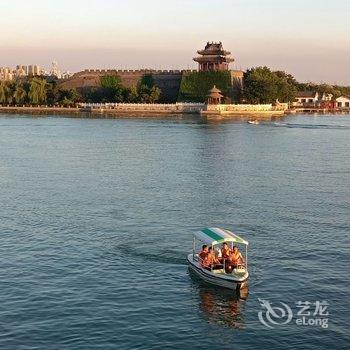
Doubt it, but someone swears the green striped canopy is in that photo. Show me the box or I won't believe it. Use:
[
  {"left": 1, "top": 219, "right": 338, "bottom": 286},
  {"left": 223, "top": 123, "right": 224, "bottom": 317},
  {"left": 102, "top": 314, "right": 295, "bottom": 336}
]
[{"left": 194, "top": 227, "right": 248, "bottom": 246}]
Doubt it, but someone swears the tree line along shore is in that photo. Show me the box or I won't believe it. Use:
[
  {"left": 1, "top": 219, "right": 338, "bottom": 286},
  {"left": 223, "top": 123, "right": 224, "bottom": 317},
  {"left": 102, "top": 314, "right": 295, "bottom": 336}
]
[{"left": 0, "top": 66, "right": 349, "bottom": 108}]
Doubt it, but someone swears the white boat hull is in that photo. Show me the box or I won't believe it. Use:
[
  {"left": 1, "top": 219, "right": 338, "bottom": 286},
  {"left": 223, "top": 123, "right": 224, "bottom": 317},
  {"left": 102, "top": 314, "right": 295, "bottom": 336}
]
[{"left": 187, "top": 254, "right": 249, "bottom": 291}]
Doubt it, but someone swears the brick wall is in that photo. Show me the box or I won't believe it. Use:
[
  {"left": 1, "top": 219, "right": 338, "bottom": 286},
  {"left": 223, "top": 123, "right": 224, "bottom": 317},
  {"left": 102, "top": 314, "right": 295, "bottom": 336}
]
[{"left": 59, "top": 69, "right": 244, "bottom": 103}]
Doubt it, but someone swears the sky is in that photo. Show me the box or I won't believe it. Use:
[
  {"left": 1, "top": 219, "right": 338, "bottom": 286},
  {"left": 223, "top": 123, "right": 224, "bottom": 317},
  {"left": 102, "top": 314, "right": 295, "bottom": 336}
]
[{"left": 1, "top": 0, "right": 349, "bottom": 84}]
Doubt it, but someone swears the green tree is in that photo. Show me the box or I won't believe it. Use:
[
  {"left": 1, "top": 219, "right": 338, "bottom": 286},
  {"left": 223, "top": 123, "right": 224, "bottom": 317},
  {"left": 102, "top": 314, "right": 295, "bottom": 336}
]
[
  {"left": 124, "top": 87, "right": 139, "bottom": 102},
  {"left": 243, "top": 66, "right": 297, "bottom": 103},
  {"left": 0, "top": 81, "right": 10, "bottom": 104},
  {"left": 45, "top": 82, "right": 60, "bottom": 105},
  {"left": 138, "top": 85, "right": 161, "bottom": 103},
  {"left": 85, "top": 87, "right": 103, "bottom": 103},
  {"left": 58, "top": 88, "right": 81, "bottom": 105},
  {"left": 275, "top": 71, "right": 298, "bottom": 86},
  {"left": 114, "top": 87, "right": 125, "bottom": 103},
  {"left": 13, "top": 84, "right": 27, "bottom": 104},
  {"left": 99, "top": 75, "right": 123, "bottom": 102},
  {"left": 148, "top": 86, "right": 161, "bottom": 103},
  {"left": 28, "top": 78, "right": 48, "bottom": 104},
  {"left": 100, "top": 75, "right": 121, "bottom": 89},
  {"left": 6, "top": 81, "right": 17, "bottom": 104},
  {"left": 243, "top": 67, "right": 277, "bottom": 103}
]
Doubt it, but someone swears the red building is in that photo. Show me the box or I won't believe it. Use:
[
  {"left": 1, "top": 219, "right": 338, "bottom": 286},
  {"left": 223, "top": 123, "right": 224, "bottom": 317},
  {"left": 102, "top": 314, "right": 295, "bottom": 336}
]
[{"left": 193, "top": 42, "right": 234, "bottom": 72}]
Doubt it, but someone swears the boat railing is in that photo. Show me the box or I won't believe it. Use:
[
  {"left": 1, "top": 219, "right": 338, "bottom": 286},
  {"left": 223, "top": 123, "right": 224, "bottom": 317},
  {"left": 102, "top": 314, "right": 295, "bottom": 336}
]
[{"left": 235, "top": 264, "right": 246, "bottom": 272}]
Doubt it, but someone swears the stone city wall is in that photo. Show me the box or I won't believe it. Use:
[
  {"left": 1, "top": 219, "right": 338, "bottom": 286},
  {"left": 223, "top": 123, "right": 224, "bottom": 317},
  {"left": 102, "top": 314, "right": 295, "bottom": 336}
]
[
  {"left": 59, "top": 69, "right": 197, "bottom": 102},
  {"left": 59, "top": 69, "right": 244, "bottom": 103}
]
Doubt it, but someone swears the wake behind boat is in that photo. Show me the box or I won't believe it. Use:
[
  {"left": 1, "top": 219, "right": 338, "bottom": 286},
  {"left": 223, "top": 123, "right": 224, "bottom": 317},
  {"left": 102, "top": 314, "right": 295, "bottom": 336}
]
[{"left": 187, "top": 228, "right": 249, "bottom": 291}]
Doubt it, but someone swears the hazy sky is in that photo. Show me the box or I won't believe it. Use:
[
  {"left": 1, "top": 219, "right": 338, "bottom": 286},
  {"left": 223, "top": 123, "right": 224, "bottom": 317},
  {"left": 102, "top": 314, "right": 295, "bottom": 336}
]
[{"left": 1, "top": 0, "right": 349, "bottom": 84}]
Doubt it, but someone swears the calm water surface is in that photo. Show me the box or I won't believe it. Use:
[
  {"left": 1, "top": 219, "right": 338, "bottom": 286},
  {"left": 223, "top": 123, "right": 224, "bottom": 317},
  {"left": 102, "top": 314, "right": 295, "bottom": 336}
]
[{"left": 0, "top": 114, "right": 349, "bottom": 349}]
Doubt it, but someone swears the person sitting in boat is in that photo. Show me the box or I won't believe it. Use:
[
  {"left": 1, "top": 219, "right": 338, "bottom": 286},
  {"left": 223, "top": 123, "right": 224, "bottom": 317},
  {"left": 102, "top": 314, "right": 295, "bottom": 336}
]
[
  {"left": 201, "top": 247, "right": 223, "bottom": 271},
  {"left": 215, "top": 247, "right": 222, "bottom": 260},
  {"left": 199, "top": 245, "right": 209, "bottom": 266},
  {"left": 208, "top": 247, "right": 223, "bottom": 270},
  {"left": 220, "top": 242, "right": 231, "bottom": 263},
  {"left": 225, "top": 246, "right": 244, "bottom": 273}
]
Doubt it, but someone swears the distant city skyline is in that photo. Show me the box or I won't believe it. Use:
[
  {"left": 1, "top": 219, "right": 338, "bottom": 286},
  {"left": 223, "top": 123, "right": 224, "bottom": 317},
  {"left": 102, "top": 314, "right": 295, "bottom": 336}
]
[
  {"left": 0, "top": 62, "right": 72, "bottom": 81},
  {"left": 1, "top": 0, "right": 349, "bottom": 84}
]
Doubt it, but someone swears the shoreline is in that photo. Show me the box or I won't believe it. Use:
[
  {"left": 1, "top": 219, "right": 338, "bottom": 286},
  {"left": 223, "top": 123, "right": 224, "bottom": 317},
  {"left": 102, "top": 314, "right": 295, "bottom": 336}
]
[
  {"left": 0, "top": 105, "right": 349, "bottom": 119},
  {"left": 0, "top": 106, "right": 80, "bottom": 113}
]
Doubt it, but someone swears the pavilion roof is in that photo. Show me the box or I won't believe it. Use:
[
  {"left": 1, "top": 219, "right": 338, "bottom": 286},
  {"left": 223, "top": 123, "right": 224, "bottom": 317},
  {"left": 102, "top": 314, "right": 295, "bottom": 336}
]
[
  {"left": 197, "top": 42, "right": 231, "bottom": 55},
  {"left": 194, "top": 42, "right": 234, "bottom": 64},
  {"left": 208, "top": 85, "right": 223, "bottom": 98}
]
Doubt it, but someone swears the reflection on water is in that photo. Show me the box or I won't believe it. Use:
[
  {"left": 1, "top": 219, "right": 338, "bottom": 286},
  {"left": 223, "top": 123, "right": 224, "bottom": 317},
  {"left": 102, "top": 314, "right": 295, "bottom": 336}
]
[{"left": 190, "top": 269, "right": 249, "bottom": 329}]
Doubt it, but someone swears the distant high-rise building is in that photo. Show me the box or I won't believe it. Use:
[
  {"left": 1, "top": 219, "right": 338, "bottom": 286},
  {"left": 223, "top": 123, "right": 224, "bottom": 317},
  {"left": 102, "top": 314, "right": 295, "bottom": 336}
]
[
  {"left": 28, "top": 64, "right": 41, "bottom": 76},
  {"left": 0, "top": 63, "right": 58, "bottom": 81},
  {"left": 15, "top": 64, "right": 27, "bottom": 77},
  {"left": 0, "top": 67, "right": 13, "bottom": 81},
  {"left": 50, "top": 60, "right": 61, "bottom": 78}
]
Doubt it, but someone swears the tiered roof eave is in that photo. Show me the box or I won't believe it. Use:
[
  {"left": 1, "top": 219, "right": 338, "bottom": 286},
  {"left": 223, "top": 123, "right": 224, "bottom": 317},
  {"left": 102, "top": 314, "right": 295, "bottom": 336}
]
[
  {"left": 193, "top": 56, "right": 234, "bottom": 63},
  {"left": 197, "top": 49, "right": 231, "bottom": 56}
]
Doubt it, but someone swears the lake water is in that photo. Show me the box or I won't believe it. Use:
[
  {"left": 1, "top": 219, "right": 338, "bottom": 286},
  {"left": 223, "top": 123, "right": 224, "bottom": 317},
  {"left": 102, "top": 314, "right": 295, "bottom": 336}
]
[{"left": 0, "top": 113, "right": 349, "bottom": 350}]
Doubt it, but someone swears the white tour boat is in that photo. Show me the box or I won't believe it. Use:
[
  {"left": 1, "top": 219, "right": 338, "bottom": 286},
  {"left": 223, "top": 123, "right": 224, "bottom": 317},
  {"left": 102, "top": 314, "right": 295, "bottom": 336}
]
[
  {"left": 187, "top": 227, "right": 249, "bottom": 290},
  {"left": 247, "top": 120, "right": 259, "bottom": 125}
]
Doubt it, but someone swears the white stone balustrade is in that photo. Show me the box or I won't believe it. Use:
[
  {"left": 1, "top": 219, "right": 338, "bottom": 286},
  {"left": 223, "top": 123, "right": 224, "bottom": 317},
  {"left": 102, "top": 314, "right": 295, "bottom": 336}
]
[
  {"left": 78, "top": 102, "right": 288, "bottom": 114},
  {"left": 78, "top": 102, "right": 205, "bottom": 113}
]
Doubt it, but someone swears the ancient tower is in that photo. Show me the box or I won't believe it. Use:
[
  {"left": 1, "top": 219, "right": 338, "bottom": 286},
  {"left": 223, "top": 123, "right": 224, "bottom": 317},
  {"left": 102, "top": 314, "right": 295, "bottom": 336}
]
[{"left": 193, "top": 42, "right": 234, "bottom": 72}]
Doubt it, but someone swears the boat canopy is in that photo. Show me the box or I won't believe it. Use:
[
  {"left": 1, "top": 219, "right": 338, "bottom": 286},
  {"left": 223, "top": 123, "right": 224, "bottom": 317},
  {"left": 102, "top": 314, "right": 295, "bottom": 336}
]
[{"left": 194, "top": 227, "right": 248, "bottom": 246}]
